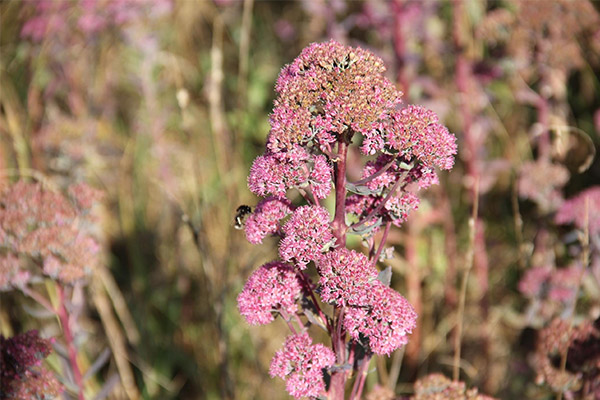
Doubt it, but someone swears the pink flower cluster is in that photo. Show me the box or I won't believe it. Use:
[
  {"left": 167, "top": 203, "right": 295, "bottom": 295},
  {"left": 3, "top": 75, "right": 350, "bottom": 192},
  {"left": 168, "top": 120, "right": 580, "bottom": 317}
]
[
  {"left": 239, "top": 40, "right": 456, "bottom": 397},
  {"left": 317, "top": 248, "right": 377, "bottom": 306},
  {"left": 279, "top": 206, "right": 335, "bottom": 269},
  {"left": 383, "top": 105, "right": 457, "bottom": 170},
  {"left": 0, "top": 330, "right": 62, "bottom": 399},
  {"left": 518, "top": 160, "right": 569, "bottom": 213},
  {"left": 237, "top": 262, "right": 302, "bottom": 325},
  {"left": 519, "top": 265, "right": 582, "bottom": 303},
  {"left": 555, "top": 186, "right": 600, "bottom": 235},
  {"left": 248, "top": 147, "right": 333, "bottom": 199},
  {"left": 0, "top": 181, "right": 101, "bottom": 289},
  {"left": 268, "top": 40, "right": 398, "bottom": 154},
  {"left": 244, "top": 197, "right": 294, "bottom": 244},
  {"left": 269, "top": 333, "right": 336, "bottom": 399},
  {"left": 343, "top": 280, "right": 417, "bottom": 355}
]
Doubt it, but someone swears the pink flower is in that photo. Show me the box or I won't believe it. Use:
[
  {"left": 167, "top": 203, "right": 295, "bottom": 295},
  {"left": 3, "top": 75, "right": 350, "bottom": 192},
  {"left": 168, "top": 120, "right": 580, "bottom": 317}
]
[
  {"left": 548, "top": 265, "right": 582, "bottom": 303},
  {"left": 279, "top": 206, "right": 335, "bottom": 268},
  {"left": 519, "top": 266, "right": 552, "bottom": 298},
  {"left": 317, "top": 248, "right": 378, "bottom": 306},
  {"left": 384, "top": 192, "right": 420, "bottom": 227},
  {"left": 386, "top": 105, "right": 457, "bottom": 170},
  {"left": 343, "top": 281, "right": 417, "bottom": 355},
  {"left": 0, "top": 330, "right": 62, "bottom": 399},
  {"left": 555, "top": 186, "right": 600, "bottom": 235},
  {"left": 237, "top": 262, "right": 302, "bottom": 325},
  {"left": 268, "top": 40, "right": 400, "bottom": 154},
  {"left": 244, "top": 198, "right": 294, "bottom": 244},
  {"left": 0, "top": 181, "right": 101, "bottom": 287},
  {"left": 248, "top": 147, "right": 330, "bottom": 199},
  {"left": 269, "top": 333, "right": 335, "bottom": 399},
  {"left": 518, "top": 160, "right": 569, "bottom": 212},
  {"left": 309, "top": 155, "right": 333, "bottom": 199}
]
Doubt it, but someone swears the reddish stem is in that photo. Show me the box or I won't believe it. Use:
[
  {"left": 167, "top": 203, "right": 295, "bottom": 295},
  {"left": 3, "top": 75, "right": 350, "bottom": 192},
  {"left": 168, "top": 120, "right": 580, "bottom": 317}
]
[
  {"left": 350, "top": 157, "right": 397, "bottom": 186},
  {"left": 350, "top": 354, "right": 372, "bottom": 400},
  {"left": 57, "top": 284, "right": 84, "bottom": 400},
  {"left": 279, "top": 307, "right": 298, "bottom": 335},
  {"left": 349, "top": 176, "right": 406, "bottom": 231},
  {"left": 21, "top": 285, "right": 56, "bottom": 315},
  {"left": 329, "top": 138, "right": 350, "bottom": 399},
  {"left": 332, "top": 140, "right": 348, "bottom": 245},
  {"left": 371, "top": 221, "right": 392, "bottom": 267}
]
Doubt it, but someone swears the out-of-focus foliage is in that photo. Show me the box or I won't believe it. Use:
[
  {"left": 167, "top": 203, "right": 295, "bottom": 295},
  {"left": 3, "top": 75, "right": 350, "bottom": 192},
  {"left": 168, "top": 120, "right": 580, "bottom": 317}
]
[{"left": 0, "top": 0, "right": 599, "bottom": 399}]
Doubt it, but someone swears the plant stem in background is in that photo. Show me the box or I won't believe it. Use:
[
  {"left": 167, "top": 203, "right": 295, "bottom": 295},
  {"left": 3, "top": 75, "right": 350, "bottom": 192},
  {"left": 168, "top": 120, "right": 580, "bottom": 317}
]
[
  {"left": 453, "top": 179, "right": 479, "bottom": 382},
  {"left": 57, "top": 284, "right": 85, "bottom": 400}
]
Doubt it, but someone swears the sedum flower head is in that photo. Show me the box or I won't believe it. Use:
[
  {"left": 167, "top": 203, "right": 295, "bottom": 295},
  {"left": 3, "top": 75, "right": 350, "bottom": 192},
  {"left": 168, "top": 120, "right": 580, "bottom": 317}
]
[
  {"left": 555, "top": 186, "right": 600, "bottom": 235},
  {"left": 344, "top": 280, "right": 417, "bottom": 355},
  {"left": 244, "top": 197, "right": 294, "bottom": 244},
  {"left": 268, "top": 40, "right": 399, "bottom": 154},
  {"left": 385, "top": 105, "right": 457, "bottom": 170},
  {"left": 317, "top": 248, "right": 378, "bottom": 306},
  {"left": 0, "top": 181, "right": 101, "bottom": 289},
  {"left": 269, "top": 333, "right": 336, "bottom": 399},
  {"left": 237, "top": 261, "right": 302, "bottom": 325},
  {"left": 0, "top": 330, "right": 62, "bottom": 399},
  {"left": 248, "top": 147, "right": 332, "bottom": 200},
  {"left": 279, "top": 206, "right": 335, "bottom": 269}
]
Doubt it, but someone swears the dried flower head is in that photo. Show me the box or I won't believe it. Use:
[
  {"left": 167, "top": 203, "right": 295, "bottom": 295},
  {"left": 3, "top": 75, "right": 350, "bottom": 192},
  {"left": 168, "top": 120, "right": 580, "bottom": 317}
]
[
  {"left": 269, "top": 333, "right": 336, "bottom": 399},
  {"left": 0, "top": 330, "right": 62, "bottom": 399},
  {"left": 237, "top": 261, "right": 302, "bottom": 325},
  {"left": 344, "top": 280, "right": 417, "bottom": 355}
]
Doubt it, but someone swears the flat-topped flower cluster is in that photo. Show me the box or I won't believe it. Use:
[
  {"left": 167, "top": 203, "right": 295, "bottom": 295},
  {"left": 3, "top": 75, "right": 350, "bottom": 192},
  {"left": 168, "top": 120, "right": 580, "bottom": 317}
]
[
  {"left": 0, "top": 181, "right": 102, "bottom": 290},
  {"left": 237, "top": 40, "right": 456, "bottom": 399}
]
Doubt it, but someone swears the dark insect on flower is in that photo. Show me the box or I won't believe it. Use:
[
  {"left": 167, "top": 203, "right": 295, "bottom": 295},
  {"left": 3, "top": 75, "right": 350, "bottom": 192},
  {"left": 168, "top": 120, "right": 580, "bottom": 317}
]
[{"left": 234, "top": 205, "right": 252, "bottom": 229}]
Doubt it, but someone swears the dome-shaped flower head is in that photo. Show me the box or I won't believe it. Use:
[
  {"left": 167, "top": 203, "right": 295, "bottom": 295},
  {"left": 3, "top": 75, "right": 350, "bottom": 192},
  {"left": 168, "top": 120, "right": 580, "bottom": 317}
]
[
  {"left": 1, "top": 330, "right": 62, "bottom": 399},
  {"left": 269, "top": 333, "right": 336, "bottom": 399},
  {"left": 268, "top": 40, "right": 401, "bottom": 154},
  {"left": 279, "top": 206, "right": 335, "bottom": 269},
  {"left": 317, "top": 248, "right": 378, "bottom": 306},
  {"left": 344, "top": 280, "right": 417, "bottom": 355},
  {"left": 237, "top": 261, "right": 302, "bottom": 325},
  {"left": 0, "top": 181, "right": 101, "bottom": 287},
  {"left": 247, "top": 150, "right": 308, "bottom": 198},
  {"left": 244, "top": 197, "right": 294, "bottom": 244},
  {"left": 386, "top": 105, "right": 457, "bottom": 170},
  {"left": 248, "top": 146, "right": 332, "bottom": 200},
  {"left": 555, "top": 186, "right": 600, "bottom": 236}
]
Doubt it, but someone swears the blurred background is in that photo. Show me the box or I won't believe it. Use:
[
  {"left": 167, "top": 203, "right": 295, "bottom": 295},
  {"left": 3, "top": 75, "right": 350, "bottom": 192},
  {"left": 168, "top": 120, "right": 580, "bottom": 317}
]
[{"left": 1, "top": 0, "right": 599, "bottom": 399}]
